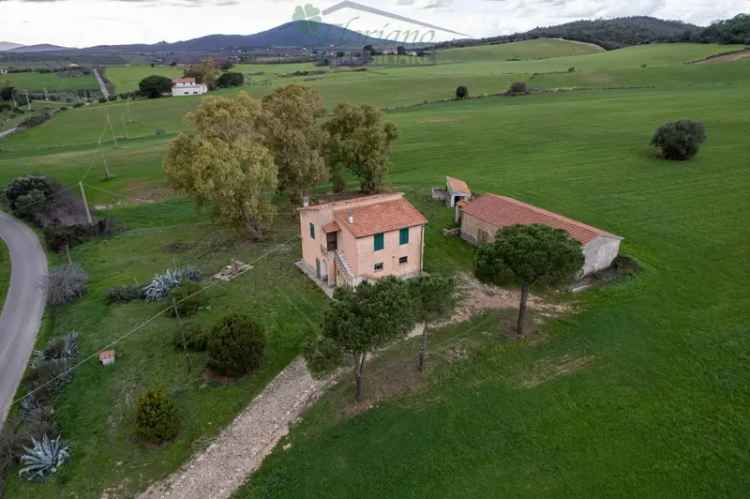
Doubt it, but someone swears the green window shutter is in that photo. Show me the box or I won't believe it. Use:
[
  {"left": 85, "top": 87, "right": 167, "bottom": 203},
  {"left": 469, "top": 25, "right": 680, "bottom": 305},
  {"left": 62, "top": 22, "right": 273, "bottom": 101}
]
[
  {"left": 310, "top": 223, "right": 315, "bottom": 240},
  {"left": 374, "top": 233, "right": 384, "bottom": 251},
  {"left": 400, "top": 227, "right": 410, "bottom": 245}
]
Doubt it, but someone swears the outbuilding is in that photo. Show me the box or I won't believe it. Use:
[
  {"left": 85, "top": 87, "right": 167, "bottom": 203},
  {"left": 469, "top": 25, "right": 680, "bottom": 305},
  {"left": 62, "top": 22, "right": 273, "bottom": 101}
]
[{"left": 459, "top": 194, "right": 623, "bottom": 276}]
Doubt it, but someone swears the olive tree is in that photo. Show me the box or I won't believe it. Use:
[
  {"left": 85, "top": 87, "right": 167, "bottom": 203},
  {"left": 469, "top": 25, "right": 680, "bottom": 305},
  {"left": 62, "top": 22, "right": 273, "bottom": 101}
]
[
  {"left": 475, "top": 224, "right": 583, "bottom": 335},
  {"left": 651, "top": 120, "right": 707, "bottom": 161}
]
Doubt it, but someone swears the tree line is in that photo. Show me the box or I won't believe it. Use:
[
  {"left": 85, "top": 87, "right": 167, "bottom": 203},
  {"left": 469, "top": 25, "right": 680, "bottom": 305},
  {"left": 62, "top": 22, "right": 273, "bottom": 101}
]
[{"left": 434, "top": 15, "right": 750, "bottom": 51}]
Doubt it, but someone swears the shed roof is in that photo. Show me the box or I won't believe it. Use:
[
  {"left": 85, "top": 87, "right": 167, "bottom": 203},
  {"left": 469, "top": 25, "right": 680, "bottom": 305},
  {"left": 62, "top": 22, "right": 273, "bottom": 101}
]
[
  {"left": 334, "top": 197, "right": 428, "bottom": 238},
  {"left": 172, "top": 77, "right": 197, "bottom": 85},
  {"left": 462, "top": 194, "right": 621, "bottom": 245},
  {"left": 447, "top": 176, "right": 471, "bottom": 194}
]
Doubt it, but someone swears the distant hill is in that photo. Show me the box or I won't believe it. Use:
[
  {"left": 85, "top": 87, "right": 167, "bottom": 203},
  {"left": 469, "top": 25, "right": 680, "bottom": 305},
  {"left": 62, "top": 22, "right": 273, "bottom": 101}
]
[
  {"left": 10, "top": 44, "right": 70, "bottom": 53},
  {"left": 436, "top": 16, "right": 706, "bottom": 51},
  {"left": 522, "top": 17, "right": 702, "bottom": 49},
  {"left": 0, "top": 41, "right": 25, "bottom": 52},
  {"left": 71, "top": 21, "right": 393, "bottom": 56}
]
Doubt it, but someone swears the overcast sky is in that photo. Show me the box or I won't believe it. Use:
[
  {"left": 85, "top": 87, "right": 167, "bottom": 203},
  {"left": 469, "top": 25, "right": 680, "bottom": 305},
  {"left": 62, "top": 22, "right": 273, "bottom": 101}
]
[{"left": 0, "top": 0, "right": 747, "bottom": 47}]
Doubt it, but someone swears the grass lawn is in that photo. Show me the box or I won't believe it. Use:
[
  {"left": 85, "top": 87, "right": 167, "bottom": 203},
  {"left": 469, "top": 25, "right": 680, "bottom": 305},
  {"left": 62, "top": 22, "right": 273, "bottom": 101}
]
[
  {"left": 104, "top": 65, "right": 184, "bottom": 94},
  {"left": 2, "top": 40, "right": 750, "bottom": 498},
  {"left": 3, "top": 198, "right": 329, "bottom": 498},
  {"left": 0, "top": 71, "right": 99, "bottom": 92},
  {"left": 236, "top": 87, "right": 750, "bottom": 498},
  {"left": 437, "top": 37, "right": 605, "bottom": 63}
]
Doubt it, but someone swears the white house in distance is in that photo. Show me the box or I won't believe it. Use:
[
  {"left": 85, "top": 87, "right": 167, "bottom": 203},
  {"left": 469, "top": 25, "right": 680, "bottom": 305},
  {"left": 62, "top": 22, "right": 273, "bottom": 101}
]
[
  {"left": 171, "top": 77, "right": 208, "bottom": 97},
  {"left": 459, "top": 194, "right": 623, "bottom": 276}
]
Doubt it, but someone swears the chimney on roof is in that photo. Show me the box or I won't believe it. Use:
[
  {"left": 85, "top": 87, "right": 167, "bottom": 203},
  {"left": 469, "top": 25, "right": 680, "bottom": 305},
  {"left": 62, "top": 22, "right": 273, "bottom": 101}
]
[
  {"left": 303, "top": 195, "right": 310, "bottom": 208},
  {"left": 348, "top": 210, "right": 354, "bottom": 225}
]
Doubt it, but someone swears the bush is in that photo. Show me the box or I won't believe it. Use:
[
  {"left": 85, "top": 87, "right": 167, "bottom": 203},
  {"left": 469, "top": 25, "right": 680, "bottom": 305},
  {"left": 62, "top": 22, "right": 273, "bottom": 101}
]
[
  {"left": 45, "top": 264, "right": 88, "bottom": 306},
  {"left": 216, "top": 72, "right": 244, "bottom": 88},
  {"left": 455, "top": 85, "right": 469, "bottom": 100},
  {"left": 651, "top": 120, "right": 707, "bottom": 161},
  {"left": 173, "top": 325, "right": 210, "bottom": 352},
  {"left": 43, "top": 223, "right": 94, "bottom": 253},
  {"left": 303, "top": 336, "right": 343, "bottom": 378},
  {"left": 105, "top": 285, "right": 144, "bottom": 305},
  {"left": 4, "top": 175, "right": 56, "bottom": 220},
  {"left": 507, "top": 81, "right": 528, "bottom": 96},
  {"left": 207, "top": 315, "right": 266, "bottom": 378},
  {"left": 167, "top": 281, "right": 203, "bottom": 318},
  {"left": 135, "top": 389, "right": 180, "bottom": 444}
]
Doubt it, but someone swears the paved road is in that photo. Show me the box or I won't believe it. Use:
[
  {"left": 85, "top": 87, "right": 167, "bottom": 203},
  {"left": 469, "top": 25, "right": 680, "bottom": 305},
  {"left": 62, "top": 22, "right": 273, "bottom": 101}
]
[{"left": 0, "top": 211, "right": 47, "bottom": 428}]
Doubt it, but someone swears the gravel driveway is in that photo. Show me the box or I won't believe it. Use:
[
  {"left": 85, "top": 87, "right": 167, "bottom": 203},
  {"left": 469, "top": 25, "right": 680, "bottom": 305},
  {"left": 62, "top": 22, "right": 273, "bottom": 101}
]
[{"left": 137, "top": 357, "right": 334, "bottom": 499}]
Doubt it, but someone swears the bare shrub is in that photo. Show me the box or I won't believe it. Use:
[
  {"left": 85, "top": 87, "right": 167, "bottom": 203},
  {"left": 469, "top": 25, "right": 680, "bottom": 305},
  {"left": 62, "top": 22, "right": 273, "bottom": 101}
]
[{"left": 44, "top": 264, "right": 88, "bottom": 306}]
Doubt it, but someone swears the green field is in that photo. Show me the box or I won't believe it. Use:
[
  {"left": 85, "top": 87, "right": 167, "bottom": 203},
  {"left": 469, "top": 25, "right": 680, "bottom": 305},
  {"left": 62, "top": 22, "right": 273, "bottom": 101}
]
[
  {"left": 0, "top": 71, "right": 99, "bottom": 92},
  {"left": 2, "top": 39, "right": 750, "bottom": 498},
  {"left": 104, "top": 65, "right": 184, "bottom": 94},
  {"left": 437, "top": 37, "right": 605, "bottom": 63}
]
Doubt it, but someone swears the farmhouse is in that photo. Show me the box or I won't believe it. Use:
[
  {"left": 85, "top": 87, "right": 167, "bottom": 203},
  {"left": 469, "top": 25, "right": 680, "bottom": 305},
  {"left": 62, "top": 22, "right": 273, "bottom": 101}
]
[
  {"left": 459, "top": 194, "right": 623, "bottom": 276},
  {"left": 299, "top": 193, "right": 427, "bottom": 290},
  {"left": 171, "top": 77, "right": 208, "bottom": 96}
]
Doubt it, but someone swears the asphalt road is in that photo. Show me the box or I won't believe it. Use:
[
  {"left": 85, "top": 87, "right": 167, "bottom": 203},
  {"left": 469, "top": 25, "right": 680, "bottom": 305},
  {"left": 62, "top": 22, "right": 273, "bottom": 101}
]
[{"left": 0, "top": 211, "right": 47, "bottom": 428}]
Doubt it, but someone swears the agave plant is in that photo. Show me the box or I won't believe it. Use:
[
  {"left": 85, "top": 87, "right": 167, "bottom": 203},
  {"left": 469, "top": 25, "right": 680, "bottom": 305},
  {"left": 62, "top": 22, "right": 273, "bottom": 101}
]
[
  {"left": 18, "top": 434, "right": 71, "bottom": 482},
  {"left": 143, "top": 266, "right": 201, "bottom": 302}
]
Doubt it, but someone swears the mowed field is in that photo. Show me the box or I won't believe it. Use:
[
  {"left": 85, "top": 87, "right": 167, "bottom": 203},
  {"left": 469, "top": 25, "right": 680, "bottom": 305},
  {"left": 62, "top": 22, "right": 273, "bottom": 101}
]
[
  {"left": 105, "top": 64, "right": 184, "bottom": 94},
  {"left": 1, "top": 39, "right": 750, "bottom": 498},
  {"left": 0, "top": 71, "right": 99, "bottom": 92}
]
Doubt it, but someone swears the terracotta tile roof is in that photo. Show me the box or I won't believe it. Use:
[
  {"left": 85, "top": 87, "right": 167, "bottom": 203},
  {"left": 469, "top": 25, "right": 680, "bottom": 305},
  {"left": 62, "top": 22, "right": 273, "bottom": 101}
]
[
  {"left": 462, "top": 194, "right": 621, "bottom": 245},
  {"left": 334, "top": 197, "right": 428, "bottom": 238},
  {"left": 172, "top": 77, "right": 197, "bottom": 84},
  {"left": 322, "top": 221, "right": 340, "bottom": 233},
  {"left": 447, "top": 176, "right": 471, "bottom": 194}
]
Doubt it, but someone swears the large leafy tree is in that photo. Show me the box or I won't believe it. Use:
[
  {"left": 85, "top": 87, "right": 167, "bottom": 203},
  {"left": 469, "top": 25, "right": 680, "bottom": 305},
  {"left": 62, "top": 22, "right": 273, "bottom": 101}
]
[
  {"left": 323, "top": 277, "right": 415, "bottom": 401},
  {"left": 324, "top": 104, "right": 398, "bottom": 194},
  {"left": 475, "top": 224, "right": 583, "bottom": 336},
  {"left": 260, "top": 85, "right": 328, "bottom": 206},
  {"left": 164, "top": 93, "right": 278, "bottom": 239},
  {"left": 138, "top": 75, "right": 173, "bottom": 99},
  {"left": 409, "top": 275, "right": 457, "bottom": 372},
  {"left": 184, "top": 58, "right": 219, "bottom": 90}
]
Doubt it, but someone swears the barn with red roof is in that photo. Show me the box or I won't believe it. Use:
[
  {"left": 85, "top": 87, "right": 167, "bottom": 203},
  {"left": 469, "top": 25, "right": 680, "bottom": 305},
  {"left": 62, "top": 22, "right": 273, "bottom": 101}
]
[{"left": 459, "top": 194, "right": 623, "bottom": 276}]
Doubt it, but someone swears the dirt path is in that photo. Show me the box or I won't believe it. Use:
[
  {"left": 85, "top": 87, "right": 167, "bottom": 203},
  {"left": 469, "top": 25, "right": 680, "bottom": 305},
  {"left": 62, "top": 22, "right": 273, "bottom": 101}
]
[{"left": 136, "top": 358, "right": 334, "bottom": 499}]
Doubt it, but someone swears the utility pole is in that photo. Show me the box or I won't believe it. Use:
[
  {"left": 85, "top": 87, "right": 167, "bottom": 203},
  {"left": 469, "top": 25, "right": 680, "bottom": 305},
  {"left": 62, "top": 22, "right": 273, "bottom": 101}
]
[
  {"left": 24, "top": 90, "right": 31, "bottom": 112},
  {"left": 106, "top": 112, "right": 118, "bottom": 147},
  {"left": 44, "top": 88, "right": 49, "bottom": 101},
  {"left": 121, "top": 113, "right": 129, "bottom": 140},
  {"left": 103, "top": 158, "right": 113, "bottom": 180},
  {"left": 79, "top": 182, "right": 94, "bottom": 225}
]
